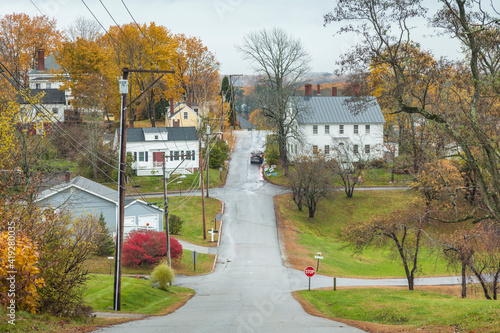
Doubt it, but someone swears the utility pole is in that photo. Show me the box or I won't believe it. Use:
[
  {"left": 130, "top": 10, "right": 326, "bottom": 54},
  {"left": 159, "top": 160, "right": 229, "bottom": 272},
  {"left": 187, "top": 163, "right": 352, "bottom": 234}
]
[
  {"left": 199, "top": 136, "right": 206, "bottom": 239},
  {"left": 113, "top": 69, "right": 129, "bottom": 312},
  {"left": 162, "top": 153, "right": 171, "bottom": 267},
  {"left": 206, "top": 126, "right": 210, "bottom": 198},
  {"left": 113, "top": 67, "right": 174, "bottom": 312}
]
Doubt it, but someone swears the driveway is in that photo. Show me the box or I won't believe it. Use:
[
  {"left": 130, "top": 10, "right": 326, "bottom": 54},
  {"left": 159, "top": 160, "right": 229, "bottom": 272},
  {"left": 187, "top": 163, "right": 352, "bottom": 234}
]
[{"left": 96, "top": 130, "right": 364, "bottom": 332}]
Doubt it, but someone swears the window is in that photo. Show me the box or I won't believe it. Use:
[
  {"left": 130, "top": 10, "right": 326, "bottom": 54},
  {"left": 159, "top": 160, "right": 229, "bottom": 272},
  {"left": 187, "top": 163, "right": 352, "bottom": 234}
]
[
  {"left": 353, "top": 144, "right": 359, "bottom": 154},
  {"left": 339, "top": 125, "right": 344, "bottom": 134},
  {"left": 154, "top": 135, "right": 158, "bottom": 140},
  {"left": 183, "top": 111, "right": 188, "bottom": 119},
  {"left": 313, "top": 125, "right": 318, "bottom": 135},
  {"left": 354, "top": 125, "right": 358, "bottom": 134},
  {"left": 52, "top": 107, "right": 58, "bottom": 114},
  {"left": 365, "top": 145, "right": 371, "bottom": 154},
  {"left": 174, "top": 151, "right": 179, "bottom": 161},
  {"left": 365, "top": 125, "right": 370, "bottom": 134},
  {"left": 312, "top": 145, "right": 318, "bottom": 154},
  {"left": 46, "top": 83, "right": 51, "bottom": 89},
  {"left": 324, "top": 145, "right": 330, "bottom": 154},
  {"left": 325, "top": 125, "right": 330, "bottom": 134},
  {"left": 35, "top": 83, "right": 40, "bottom": 89},
  {"left": 133, "top": 152, "right": 137, "bottom": 161},
  {"left": 139, "top": 152, "right": 145, "bottom": 162}
]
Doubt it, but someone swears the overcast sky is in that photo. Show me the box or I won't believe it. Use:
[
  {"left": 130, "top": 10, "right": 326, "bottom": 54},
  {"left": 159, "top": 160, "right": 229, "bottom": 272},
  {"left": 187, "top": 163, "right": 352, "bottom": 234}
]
[{"left": 5, "top": 0, "right": 467, "bottom": 75}]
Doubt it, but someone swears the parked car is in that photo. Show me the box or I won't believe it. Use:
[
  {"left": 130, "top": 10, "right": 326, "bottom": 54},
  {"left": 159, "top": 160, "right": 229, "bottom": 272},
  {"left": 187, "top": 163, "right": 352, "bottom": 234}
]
[{"left": 250, "top": 151, "right": 264, "bottom": 164}]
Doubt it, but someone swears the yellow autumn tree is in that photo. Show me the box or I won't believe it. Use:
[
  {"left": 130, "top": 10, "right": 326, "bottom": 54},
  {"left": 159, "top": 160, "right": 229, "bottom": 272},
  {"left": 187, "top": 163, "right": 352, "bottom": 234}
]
[
  {"left": 103, "top": 22, "right": 179, "bottom": 127},
  {"left": 174, "top": 34, "right": 220, "bottom": 109},
  {"left": 0, "top": 231, "right": 44, "bottom": 313}
]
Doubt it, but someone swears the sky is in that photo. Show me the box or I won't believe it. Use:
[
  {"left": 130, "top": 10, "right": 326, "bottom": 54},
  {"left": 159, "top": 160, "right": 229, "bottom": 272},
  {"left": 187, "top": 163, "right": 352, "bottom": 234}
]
[{"left": 4, "top": 0, "right": 469, "bottom": 75}]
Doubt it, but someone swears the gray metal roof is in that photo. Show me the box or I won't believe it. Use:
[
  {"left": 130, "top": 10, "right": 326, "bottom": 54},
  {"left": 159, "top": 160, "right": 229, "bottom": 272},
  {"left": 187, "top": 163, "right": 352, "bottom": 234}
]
[
  {"left": 237, "top": 115, "right": 257, "bottom": 129},
  {"left": 36, "top": 175, "right": 118, "bottom": 203},
  {"left": 294, "top": 96, "right": 386, "bottom": 124},
  {"left": 126, "top": 126, "right": 198, "bottom": 142},
  {"left": 17, "top": 89, "right": 66, "bottom": 105}
]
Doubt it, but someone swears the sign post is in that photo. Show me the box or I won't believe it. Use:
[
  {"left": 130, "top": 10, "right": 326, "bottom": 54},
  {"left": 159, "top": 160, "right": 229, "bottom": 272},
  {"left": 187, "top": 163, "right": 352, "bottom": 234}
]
[
  {"left": 314, "top": 252, "right": 324, "bottom": 272},
  {"left": 305, "top": 266, "right": 315, "bottom": 291},
  {"left": 191, "top": 251, "right": 198, "bottom": 271}
]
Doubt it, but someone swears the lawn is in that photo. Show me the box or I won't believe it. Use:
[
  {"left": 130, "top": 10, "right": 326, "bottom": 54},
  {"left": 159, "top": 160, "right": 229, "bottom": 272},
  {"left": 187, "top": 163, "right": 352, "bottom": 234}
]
[
  {"left": 276, "top": 190, "right": 451, "bottom": 278},
  {"left": 84, "top": 274, "right": 194, "bottom": 315},
  {"left": 104, "top": 168, "right": 226, "bottom": 194},
  {"left": 149, "top": 195, "right": 223, "bottom": 247},
  {"left": 264, "top": 163, "right": 413, "bottom": 187},
  {"left": 295, "top": 287, "right": 500, "bottom": 332}
]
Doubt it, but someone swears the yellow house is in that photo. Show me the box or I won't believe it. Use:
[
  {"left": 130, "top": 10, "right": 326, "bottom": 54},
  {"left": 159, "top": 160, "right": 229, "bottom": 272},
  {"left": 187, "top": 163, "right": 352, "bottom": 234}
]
[{"left": 166, "top": 103, "right": 200, "bottom": 128}]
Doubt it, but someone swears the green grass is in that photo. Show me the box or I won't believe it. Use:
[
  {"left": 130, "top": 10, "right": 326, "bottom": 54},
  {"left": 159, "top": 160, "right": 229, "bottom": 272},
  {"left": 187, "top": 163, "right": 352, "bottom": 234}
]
[
  {"left": 296, "top": 288, "right": 500, "bottom": 332},
  {"left": 264, "top": 164, "right": 413, "bottom": 187},
  {"left": 148, "top": 195, "right": 222, "bottom": 246},
  {"left": 277, "top": 190, "right": 451, "bottom": 277},
  {"left": 84, "top": 274, "right": 194, "bottom": 314},
  {"left": 104, "top": 169, "right": 226, "bottom": 193},
  {"left": 0, "top": 306, "right": 94, "bottom": 333}
]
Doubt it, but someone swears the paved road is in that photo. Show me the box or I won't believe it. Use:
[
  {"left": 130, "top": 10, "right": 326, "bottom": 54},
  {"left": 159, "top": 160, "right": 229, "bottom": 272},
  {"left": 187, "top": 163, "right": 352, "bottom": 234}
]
[{"left": 96, "top": 130, "right": 364, "bottom": 332}]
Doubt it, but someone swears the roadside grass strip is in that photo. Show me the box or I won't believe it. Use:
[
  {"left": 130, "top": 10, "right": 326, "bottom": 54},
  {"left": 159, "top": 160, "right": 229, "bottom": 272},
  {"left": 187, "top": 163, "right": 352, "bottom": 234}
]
[
  {"left": 295, "top": 288, "right": 500, "bottom": 332},
  {"left": 84, "top": 274, "right": 194, "bottom": 315}
]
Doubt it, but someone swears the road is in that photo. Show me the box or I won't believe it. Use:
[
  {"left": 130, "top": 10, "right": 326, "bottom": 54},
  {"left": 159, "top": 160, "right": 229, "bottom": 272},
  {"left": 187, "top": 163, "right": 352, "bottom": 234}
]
[{"left": 97, "top": 130, "right": 364, "bottom": 332}]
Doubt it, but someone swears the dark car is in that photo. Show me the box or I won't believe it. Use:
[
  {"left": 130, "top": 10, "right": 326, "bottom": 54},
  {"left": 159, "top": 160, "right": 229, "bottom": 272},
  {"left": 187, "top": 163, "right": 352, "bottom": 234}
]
[{"left": 250, "top": 151, "right": 264, "bottom": 164}]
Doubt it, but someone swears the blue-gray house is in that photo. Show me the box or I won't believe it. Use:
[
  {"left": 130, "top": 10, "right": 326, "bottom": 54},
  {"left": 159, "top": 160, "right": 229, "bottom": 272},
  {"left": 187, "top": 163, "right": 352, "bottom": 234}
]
[{"left": 35, "top": 176, "right": 164, "bottom": 235}]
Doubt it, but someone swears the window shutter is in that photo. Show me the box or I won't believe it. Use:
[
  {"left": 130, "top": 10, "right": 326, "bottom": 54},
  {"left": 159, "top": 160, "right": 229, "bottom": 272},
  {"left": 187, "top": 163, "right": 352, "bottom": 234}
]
[{"left": 145, "top": 152, "right": 148, "bottom": 162}]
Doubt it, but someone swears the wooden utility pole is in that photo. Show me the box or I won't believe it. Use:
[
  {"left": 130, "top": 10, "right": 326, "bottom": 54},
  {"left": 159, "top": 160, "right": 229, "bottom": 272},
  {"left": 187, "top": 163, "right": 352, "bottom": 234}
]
[
  {"left": 113, "top": 67, "right": 174, "bottom": 311},
  {"left": 113, "top": 69, "right": 129, "bottom": 311},
  {"left": 162, "top": 153, "right": 171, "bottom": 267},
  {"left": 199, "top": 137, "right": 206, "bottom": 239}
]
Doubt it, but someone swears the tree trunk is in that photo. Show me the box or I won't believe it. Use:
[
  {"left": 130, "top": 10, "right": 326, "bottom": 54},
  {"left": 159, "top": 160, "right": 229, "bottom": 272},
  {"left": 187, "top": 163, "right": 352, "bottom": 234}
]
[{"left": 308, "top": 205, "right": 315, "bottom": 218}]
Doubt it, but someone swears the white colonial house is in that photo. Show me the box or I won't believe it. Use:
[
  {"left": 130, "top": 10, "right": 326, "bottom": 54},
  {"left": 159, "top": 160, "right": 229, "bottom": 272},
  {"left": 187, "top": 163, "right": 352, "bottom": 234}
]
[
  {"left": 288, "top": 84, "right": 387, "bottom": 162},
  {"left": 125, "top": 126, "right": 199, "bottom": 176}
]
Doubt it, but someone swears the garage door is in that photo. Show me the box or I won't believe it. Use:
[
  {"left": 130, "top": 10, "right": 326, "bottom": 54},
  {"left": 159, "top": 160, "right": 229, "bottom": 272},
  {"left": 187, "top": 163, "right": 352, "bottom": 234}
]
[{"left": 138, "top": 214, "right": 159, "bottom": 230}]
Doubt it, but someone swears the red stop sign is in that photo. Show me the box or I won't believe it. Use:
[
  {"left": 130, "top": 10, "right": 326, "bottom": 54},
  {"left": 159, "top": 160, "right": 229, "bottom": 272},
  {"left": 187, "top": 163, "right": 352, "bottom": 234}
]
[{"left": 305, "top": 266, "right": 315, "bottom": 277}]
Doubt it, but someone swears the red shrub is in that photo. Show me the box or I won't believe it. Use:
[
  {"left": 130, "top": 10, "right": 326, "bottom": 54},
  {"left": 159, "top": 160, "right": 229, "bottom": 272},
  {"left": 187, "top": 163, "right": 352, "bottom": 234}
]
[{"left": 122, "top": 230, "right": 182, "bottom": 267}]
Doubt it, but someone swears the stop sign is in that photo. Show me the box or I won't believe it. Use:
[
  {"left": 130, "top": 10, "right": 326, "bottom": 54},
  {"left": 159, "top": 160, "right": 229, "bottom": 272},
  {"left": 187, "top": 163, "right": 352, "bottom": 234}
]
[{"left": 305, "top": 266, "right": 315, "bottom": 277}]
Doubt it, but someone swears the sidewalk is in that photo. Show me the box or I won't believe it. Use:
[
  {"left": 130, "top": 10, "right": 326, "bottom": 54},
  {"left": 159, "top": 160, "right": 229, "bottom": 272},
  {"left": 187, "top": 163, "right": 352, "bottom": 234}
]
[{"left": 177, "top": 239, "right": 218, "bottom": 255}]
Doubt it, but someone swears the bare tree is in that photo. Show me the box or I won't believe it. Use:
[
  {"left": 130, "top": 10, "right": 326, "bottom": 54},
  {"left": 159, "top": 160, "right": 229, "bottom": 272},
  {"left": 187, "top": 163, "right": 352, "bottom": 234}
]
[
  {"left": 65, "top": 16, "right": 102, "bottom": 41},
  {"left": 238, "top": 28, "right": 310, "bottom": 175},
  {"left": 325, "top": 0, "right": 500, "bottom": 225},
  {"left": 289, "top": 155, "right": 332, "bottom": 217}
]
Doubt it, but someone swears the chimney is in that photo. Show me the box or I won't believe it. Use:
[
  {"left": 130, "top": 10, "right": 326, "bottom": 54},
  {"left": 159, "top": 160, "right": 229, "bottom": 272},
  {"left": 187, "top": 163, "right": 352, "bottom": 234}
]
[
  {"left": 37, "top": 49, "right": 45, "bottom": 71},
  {"left": 187, "top": 94, "right": 192, "bottom": 108},
  {"left": 332, "top": 86, "right": 337, "bottom": 97},
  {"left": 170, "top": 98, "right": 174, "bottom": 116},
  {"left": 316, "top": 84, "right": 321, "bottom": 96},
  {"left": 65, "top": 170, "right": 70, "bottom": 183},
  {"left": 305, "top": 84, "right": 312, "bottom": 96},
  {"left": 352, "top": 84, "right": 360, "bottom": 96}
]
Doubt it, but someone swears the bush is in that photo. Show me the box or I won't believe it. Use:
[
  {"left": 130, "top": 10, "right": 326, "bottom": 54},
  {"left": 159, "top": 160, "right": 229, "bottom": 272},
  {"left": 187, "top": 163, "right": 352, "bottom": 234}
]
[
  {"left": 150, "top": 264, "right": 175, "bottom": 290},
  {"left": 122, "top": 230, "right": 182, "bottom": 267},
  {"left": 0, "top": 232, "right": 44, "bottom": 314},
  {"left": 206, "top": 139, "right": 229, "bottom": 168},
  {"left": 169, "top": 214, "right": 183, "bottom": 235},
  {"left": 265, "top": 135, "right": 279, "bottom": 166}
]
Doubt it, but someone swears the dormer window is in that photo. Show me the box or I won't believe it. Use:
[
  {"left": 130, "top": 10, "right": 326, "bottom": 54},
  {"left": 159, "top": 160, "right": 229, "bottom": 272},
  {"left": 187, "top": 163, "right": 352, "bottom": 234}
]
[{"left": 155, "top": 135, "right": 158, "bottom": 140}]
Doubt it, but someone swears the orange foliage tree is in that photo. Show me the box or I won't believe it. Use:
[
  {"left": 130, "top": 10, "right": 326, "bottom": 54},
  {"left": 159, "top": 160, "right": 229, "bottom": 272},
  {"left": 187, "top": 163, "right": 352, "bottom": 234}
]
[{"left": 0, "top": 232, "right": 44, "bottom": 314}]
